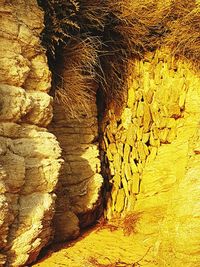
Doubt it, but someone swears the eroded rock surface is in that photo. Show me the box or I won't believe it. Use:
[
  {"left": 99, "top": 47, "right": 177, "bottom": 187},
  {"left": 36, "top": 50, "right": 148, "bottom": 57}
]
[
  {"left": 33, "top": 48, "right": 200, "bottom": 267},
  {"left": 101, "top": 49, "right": 200, "bottom": 266},
  {"left": 50, "top": 100, "right": 103, "bottom": 242},
  {"left": 0, "top": 1, "right": 61, "bottom": 266}
]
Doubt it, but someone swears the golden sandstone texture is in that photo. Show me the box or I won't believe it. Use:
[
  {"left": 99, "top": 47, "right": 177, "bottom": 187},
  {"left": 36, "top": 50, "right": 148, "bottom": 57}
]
[
  {"left": 102, "top": 49, "right": 200, "bottom": 266},
  {"left": 0, "top": 1, "right": 103, "bottom": 266},
  {"left": 0, "top": 1, "right": 62, "bottom": 266},
  {"left": 50, "top": 95, "right": 103, "bottom": 242},
  {"left": 34, "top": 49, "right": 200, "bottom": 267}
]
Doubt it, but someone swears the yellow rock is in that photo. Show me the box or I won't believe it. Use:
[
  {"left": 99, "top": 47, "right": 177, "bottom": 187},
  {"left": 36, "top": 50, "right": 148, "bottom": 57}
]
[
  {"left": 124, "top": 143, "right": 130, "bottom": 163},
  {"left": 131, "top": 147, "right": 139, "bottom": 161},
  {"left": 142, "top": 132, "right": 150, "bottom": 144},
  {"left": 35, "top": 48, "right": 200, "bottom": 267},
  {"left": 132, "top": 172, "right": 140, "bottom": 194},
  {"left": 126, "top": 194, "right": 136, "bottom": 212},
  {"left": 137, "top": 141, "right": 146, "bottom": 161},
  {"left": 109, "top": 161, "right": 115, "bottom": 176},
  {"left": 166, "top": 118, "right": 176, "bottom": 128},
  {"left": 113, "top": 153, "right": 122, "bottom": 174},
  {"left": 113, "top": 174, "right": 121, "bottom": 188},
  {"left": 107, "top": 148, "right": 113, "bottom": 161},
  {"left": 143, "top": 103, "right": 151, "bottom": 132},
  {"left": 130, "top": 159, "right": 138, "bottom": 173},
  {"left": 160, "top": 128, "right": 169, "bottom": 143},
  {"left": 147, "top": 147, "right": 158, "bottom": 163},
  {"left": 145, "top": 88, "right": 154, "bottom": 103},
  {"left": 109, "top": 143, "right": 118, "bottom": 155},
  {"left": 111, "top": 185, "right": 118, "bottom": 210},
  {"left": 124, "top": 162, "right": 132, "bottom": 181},
  {"left": 107, "top": 130, "right": 115, "bottom": 143},
  {"left": 103, "top": 135, "right": 109, "bottom": 148},
  {"left": 116, "top": 142, "right": 124, "bottom": 157},
  {"left": 126, "top": 124, "right": 136, "bottom": 146},
  {"left": 115, "top": 189, "right": 125, "bottom": 213},
  {"left": 121, "top": 108, "right": 132, "bottom": 129},
  {"left": 179, "top": 91, "right": 187, "bottom": 109},
  {"left": 121, "top": 176, "right": 129, "bottom": 198},
  {"left": 167, "top": 128, "right": 177, "bottom": 143},
  {"left": 136, "top": 124, "right": 143, "bottom": 141},
  {"left": 136, "top": 101, "right": 144, "bottom": 117},
  {"left": 127, "top": 87, "right": 135, "bottom": 108}
]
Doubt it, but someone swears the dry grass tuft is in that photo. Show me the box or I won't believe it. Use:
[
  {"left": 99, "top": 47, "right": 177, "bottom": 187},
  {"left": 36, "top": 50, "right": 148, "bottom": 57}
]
[
  {"left": 98, "top": 0, "right": 169, "bottom": 105},
  {"left": 96, "top": 217, "right": 118, "bottom": 232},
  {"left": 77, "top": 0, "right": 108, "bottom": 31},
  {"left": 55, "top": 37, "right": 99, "bottom": 118},
  {"left": 95, "top": 211, "right": 142, "bottom": 235},
  {"left": 38, "top": 0, "right": 80, "bottom": 59},
  {"left": 166, "top": 5, "right": 200, "bottom": 68}
]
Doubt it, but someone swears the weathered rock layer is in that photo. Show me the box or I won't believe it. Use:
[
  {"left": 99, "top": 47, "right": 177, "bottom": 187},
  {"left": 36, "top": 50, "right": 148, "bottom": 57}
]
[
  {"left": 33, "top": 48, "right": 200, "bottom": 267},
  {"left": 102, "top": 48, "right": 200, "bottom": 265},
  {"left": 0, "top": 1, "right": 61, "bottom": 266},
  {"left": 50, "top": 98, "right": 103, "bottom": 242}
]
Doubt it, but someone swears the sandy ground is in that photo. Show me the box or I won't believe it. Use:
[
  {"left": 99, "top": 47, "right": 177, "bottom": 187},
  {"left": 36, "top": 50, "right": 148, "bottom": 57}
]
[{"left": 32, "top": 223, "right": 154, "bottom": 267}]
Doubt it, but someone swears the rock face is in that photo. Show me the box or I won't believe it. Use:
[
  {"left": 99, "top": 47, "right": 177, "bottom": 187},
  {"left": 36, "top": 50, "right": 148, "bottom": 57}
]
[
  {"left": 1, "top": 0, "right": 199, "bottom": 266},
  {"left": 0, "top": 1, "right": 61, "bottom": 266},
  {"left": 102, "top": 48, "right": 200, "bottom": 265},
  {"left": 0, "top": 1, "right": 103, "bottom": 265},
  {"left": 50, "top": 99, "right": 103, "bottom": 242}
]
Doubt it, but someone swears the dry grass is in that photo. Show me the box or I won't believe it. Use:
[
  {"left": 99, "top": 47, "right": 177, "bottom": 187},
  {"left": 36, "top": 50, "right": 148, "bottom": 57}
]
[
  {"left": 54, "top": 37, "right": 99, "bottom": 118},
  {"left": 96, "top": 217, "right": 118, "bottom": 232},
  {"left": 38, "top": 0, "right": 80, "bottom": 59},
  {"left": 77, "top": 0, "right": 108, "bottom": 31},
  {"left": 38, "top": 0, "right": 200, "bottom": 116},
  {"left": 166, "top": 5, "right": 200, "bottom": 67},
  {"left": 95, "top": 211, "right": 142, "bottom": 236},
  {"left": 98, "top": 0, "right": 169, "bottom": 105}
]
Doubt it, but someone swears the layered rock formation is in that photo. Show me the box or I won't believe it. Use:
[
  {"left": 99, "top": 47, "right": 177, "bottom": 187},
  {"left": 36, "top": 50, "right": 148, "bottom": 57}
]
[
  {"left": 50, "top": 98, "right": 103, "bottom": 242},
  {"left": 33, "top": 47, "right": 200, "bottom": 267},
  {"left": 1, "top": 0, "right": 200, "bottom": 266},
  {"left": 0, "top": 1, "right": 103, "bottom": 265},
  {"left": 101, "top": 48, "right": 200, "bottom": 265},
  {"left": 0, "top": 1, "right": 61, "bottom": 266}
]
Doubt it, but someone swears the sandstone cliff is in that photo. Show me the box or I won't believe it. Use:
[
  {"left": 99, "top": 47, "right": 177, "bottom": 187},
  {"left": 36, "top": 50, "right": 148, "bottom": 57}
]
[
  {"left": 33, "top": 48, "right": 200, "bottom": 267},
  {"left": 1, "top": 0, "right": 200, "bottom": 266},
  {"left": 32, "top": 48, "right": 200, "bottom": 267},
  {"left": 50, "top": 100, "right": 103, "bottom": 242},
  {"left": 102, "top": 49, "right": 200, "bottom": 266},
  {"left": 0, "top": 1, "right": 62, "bottom": 266},
  {"left": 0, "top": 1, "right": 103, "bottom": 265}
]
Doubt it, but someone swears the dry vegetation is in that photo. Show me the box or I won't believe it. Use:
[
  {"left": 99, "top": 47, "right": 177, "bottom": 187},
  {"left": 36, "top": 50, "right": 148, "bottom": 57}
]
[
  {"left": 166, "top": 4, "right": 200, "bottom": 67},
  {"left": 38, "top": 0, "right": 200, "bottom": 115},
  {"left": 55, "top": 37, "right": 99, "bottom": 117}
]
